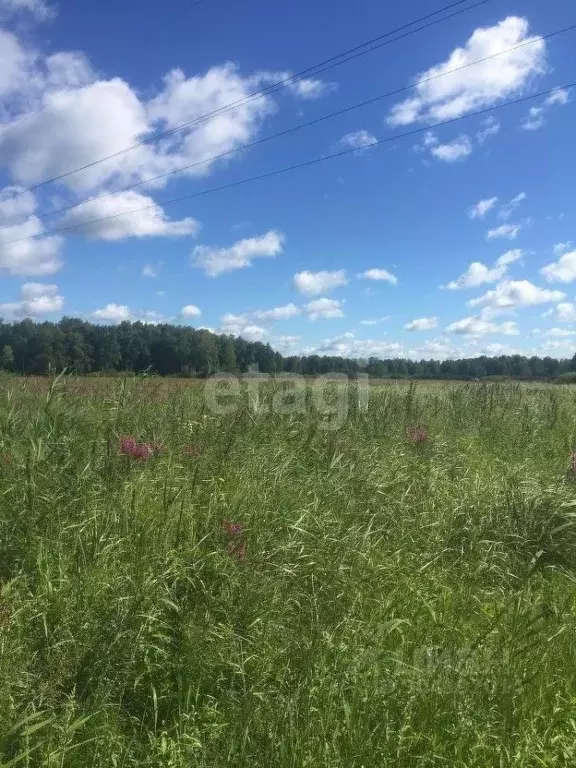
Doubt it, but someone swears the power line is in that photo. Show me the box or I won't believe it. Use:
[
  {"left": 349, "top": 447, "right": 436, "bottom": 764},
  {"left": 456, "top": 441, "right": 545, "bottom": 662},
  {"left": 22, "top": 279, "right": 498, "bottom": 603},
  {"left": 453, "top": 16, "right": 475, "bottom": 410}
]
[
  {"left": 0, "top": 1, "right": 215, "bottom": 141},
  {"left": 2, "top": 0, "right": 491, "bottom": 199},
  {"left": 2, "top": 81, "right": 574, "bottom": 247},
  {"left": 3, "top": 21, "right": 574, "bottom": 233}
]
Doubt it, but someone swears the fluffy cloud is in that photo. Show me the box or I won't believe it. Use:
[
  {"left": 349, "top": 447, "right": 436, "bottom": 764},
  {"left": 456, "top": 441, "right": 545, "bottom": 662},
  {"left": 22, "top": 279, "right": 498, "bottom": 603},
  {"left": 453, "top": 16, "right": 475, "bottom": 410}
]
[
  {"left": 468, "top": 196, "right": 498, "bottom": 219},
  {"left": 388, "top": 17, "right": 546, "bottom": 126},
  {"left": 430, "top": 135, "right": 472, "bottom": 162},
  {"left": 287, "top": 77, "right": 335, "bottom": 100},
  {"left": 181, "top": 304, "right": 202, "bottom": 318},
  {"left": 305, "top": 297, "right": 344, "bottom": 320},
  {"left": 254, "top": 303, "right": 301, "bottom": 321},
  {"left": 0, "top": 281, "right": 63, "bottom": 317},
  {"left": 293, "top": 269, "right": 348, "bottom": 296},
  {"left": 404, "top": 316, "right": 438, "bottom": 331},
  {"left": 61, "top": 191, "right": 199, "bottom": 240},
  {"left": 544, "top": 302, "right": 576, "bottom": 322},
  {"left": 91, "top": 303, "right": 131, "bottom": 322},
  {"left": 1, "top": 61, "right": 281, "bottom": 192},
  {"left": 446, "top": 316, "right": 519, "bottom": 336},
  {"left": 339, "top": 130, "right": 377, "bottom": 154},
  {"left": 476, "top": 117, "right": 500, "bottom": 143},
  {"left": 522, "top": 87, "right": 569, "bottom": 130},
  {"left": 0, "top": 187, "right": 63, "bottom": 275},
  {"left": 522, "top": 106, "right": 545, "bottom": 131},
  {"left": 468, "top": 280, "right": 565, "bottom": 313},
  {"left": 0, "top": 0, "right": 53, "bottom": 20},
  {"left": 219, "top": 312, "right": 267, "bottom": 341},
  {"left": 486, "top": 223, "right": 521, "bottom": 240},
  {"left": 193, "top": 230, "right": 284, "bottom": 277},
  {"left": 445, "top": 249, "right": 522, "bottom": 289},
  {"left": 0, "top": 29, "right": 330, "bottom": 250},
  {"left": 498, "top": 192, "right": 526, "bottom": 220},
  {"left": 309, "top": 332, "right": 403, "bottom": 359},
  {"left": 357, "top": 268, "right": 397, "bottom": 284},
  {"left": 540, "top": 251, "right": 576, "bottom": 283},
  {"left": 258, "top": 71, "right": 336, "bottom": 101}
]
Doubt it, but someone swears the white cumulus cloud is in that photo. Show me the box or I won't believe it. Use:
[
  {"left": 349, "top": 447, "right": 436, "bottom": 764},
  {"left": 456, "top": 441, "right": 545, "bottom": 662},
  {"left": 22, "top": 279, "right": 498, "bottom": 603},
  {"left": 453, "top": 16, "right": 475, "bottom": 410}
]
[
  {"left": 305, "top": 297, "right": 345, "bottom": 320},
  {"left": 521, "top": 87, "right": 569, "bottom": 130},
  {"left": 0, "top": 0, "right": 54, "bottom": 21},
  {"left": 0, "top": 187, "right": 63, "bottom": 276},
  {"left": 445, "top": 249, "right": 522, "bottom": 289},
  {"left": 61, "top": 190, "right": 199, "bottom": 241},
  {"left": 339, "top": 130, "right": 377, "bottom": 154},
  {"left": 193, "top": 230, "right": 284, "bottom": 277},
  {"left": 357, "top": 268, "right": 397, "bottom": 284},
  {"left": 0, "top": 281, "right": 63, "bottom": 317},
  {"left": 181, "top": 304, "right": 202, "bottom": 318},
  {"left": 254, "top": 303, "right": 301, "bottom": 321},
  {"left": 293, "top": 269, "right": 348, "bottom": 296},
  {"left": 545, "top": 302, "right": 576, "bottom": 323},
  {"left": 404, "top": 316, "right": 438, "bottom": 331},
  {"left": 468, "top": 279, "right": 565, "bottom": 313},
  {"left": 446, "top": 316, "right": 519, "bottom": 336},
  {"left": 388, "top": 17, "right": 546, "bottom": 126},
  {"left": 219, "top": 312, "right": 267, "bottom": 341},
  {"left": 541, "top": 251, "right": 576, "bottom": 284},
  {"left": 92, "top": 303, "right": 131, "bottom": 322},
  {"left": 430, "top": 135, "right": 472, "bottom": 162}
]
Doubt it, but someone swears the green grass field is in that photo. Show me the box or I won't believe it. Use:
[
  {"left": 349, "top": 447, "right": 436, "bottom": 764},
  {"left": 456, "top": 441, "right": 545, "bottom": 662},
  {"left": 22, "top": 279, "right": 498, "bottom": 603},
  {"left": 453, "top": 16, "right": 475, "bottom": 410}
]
[{"left": 2, "top": 375, "right": 576, "bottom": 766}]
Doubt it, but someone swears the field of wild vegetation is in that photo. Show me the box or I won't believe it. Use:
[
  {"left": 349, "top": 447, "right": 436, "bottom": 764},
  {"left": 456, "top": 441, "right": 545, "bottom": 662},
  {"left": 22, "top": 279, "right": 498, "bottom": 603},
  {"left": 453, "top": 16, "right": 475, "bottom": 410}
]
[{"left": 3, "top": 374, "right": 576, "bottom": 766}]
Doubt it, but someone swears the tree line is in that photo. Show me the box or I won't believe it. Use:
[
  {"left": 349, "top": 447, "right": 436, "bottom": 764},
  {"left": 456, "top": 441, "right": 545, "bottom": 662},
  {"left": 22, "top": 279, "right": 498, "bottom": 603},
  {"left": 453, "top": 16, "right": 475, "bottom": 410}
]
[{"left": 0, "top": 318, "right": 575, "bottom": 380}]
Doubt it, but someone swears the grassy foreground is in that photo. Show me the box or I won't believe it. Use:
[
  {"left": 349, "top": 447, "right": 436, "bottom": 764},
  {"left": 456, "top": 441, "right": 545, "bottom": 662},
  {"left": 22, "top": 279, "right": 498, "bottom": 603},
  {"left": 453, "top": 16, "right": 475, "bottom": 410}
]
[{"left": 2, "top": 375, "right": 576, "bottom": 766}]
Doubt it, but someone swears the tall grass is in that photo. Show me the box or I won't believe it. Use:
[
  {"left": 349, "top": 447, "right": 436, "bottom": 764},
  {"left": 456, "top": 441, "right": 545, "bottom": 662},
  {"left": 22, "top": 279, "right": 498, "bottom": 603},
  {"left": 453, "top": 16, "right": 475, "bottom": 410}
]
[{"left": 2, "top": 376, "right": 576, "bottom": 766}]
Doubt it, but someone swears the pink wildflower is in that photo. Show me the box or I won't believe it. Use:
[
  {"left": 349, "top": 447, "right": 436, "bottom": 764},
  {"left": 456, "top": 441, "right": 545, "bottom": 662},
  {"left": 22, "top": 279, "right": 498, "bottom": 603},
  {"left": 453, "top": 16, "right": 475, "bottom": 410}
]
[
  {"left": 119, "top": 437, "right": 154, "bottom": 460},
  {"left": 120, "top": 437, "right": 138, "bottom": 455},
  {"left": 406, "top": 427, "right": 429, "bottom": 444},
  {"left": 222, "top": 520, "right": 243, "bottom": 536}
]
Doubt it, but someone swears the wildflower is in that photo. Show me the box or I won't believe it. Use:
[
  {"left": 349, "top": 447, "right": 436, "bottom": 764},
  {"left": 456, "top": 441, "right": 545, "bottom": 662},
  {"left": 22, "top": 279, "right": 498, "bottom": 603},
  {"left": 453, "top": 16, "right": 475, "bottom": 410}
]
[
  {"left": 183, "top": 443, "right": 202, "bottom": 458},
  {"left": 406, "top": 427, "right": 429, "bottom": 444},
  {"left": 120, "top": 437, "right": 138, "bottom": 455},
  {"left": 570, "top": 452, "right": 576, "bottom": 475},
  {"left": 222, "top": 520, "right": 243, "bottom": 536},
  {"left": 119, "top": 437, "right": 154, "bottom": 460},
  {"left": 133, "top": 443, "right": 154, "bottom": 460}
]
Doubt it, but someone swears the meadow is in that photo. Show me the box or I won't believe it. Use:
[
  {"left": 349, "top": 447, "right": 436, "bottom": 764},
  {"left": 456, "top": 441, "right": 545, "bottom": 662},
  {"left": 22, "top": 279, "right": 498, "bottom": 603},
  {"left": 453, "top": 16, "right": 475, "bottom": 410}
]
[{"left": 2, "top": 374, "right": 576, "bottom": 766}]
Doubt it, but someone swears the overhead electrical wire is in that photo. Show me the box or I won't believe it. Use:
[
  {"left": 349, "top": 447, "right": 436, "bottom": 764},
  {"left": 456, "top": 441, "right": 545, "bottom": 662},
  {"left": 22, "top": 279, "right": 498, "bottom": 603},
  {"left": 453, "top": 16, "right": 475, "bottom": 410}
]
[
  {"left": 1, "top": 0, "right": 492, "bottom": 200},
  {"left": 2, "top": 80, "right": 575, "bottom": 248},
  {"left": 1, "top": 21, "right": 575, "bottom": 233},
  {"left": 1, "top": 0, "right": 214, "bottom": 140}
]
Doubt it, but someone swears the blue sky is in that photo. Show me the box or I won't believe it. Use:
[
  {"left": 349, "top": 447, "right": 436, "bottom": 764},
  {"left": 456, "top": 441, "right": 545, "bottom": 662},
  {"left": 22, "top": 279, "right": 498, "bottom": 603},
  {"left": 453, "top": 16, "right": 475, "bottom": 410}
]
[{"left": 0, "top": 0, "right": 575, "bottom": 359}]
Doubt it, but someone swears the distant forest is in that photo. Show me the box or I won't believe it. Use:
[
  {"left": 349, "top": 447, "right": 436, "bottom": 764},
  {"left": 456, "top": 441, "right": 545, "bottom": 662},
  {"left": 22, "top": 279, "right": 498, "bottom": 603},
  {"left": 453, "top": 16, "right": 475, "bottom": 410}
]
[{"left": 1, "top": 318, "right": 576, "bottom": 380}]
